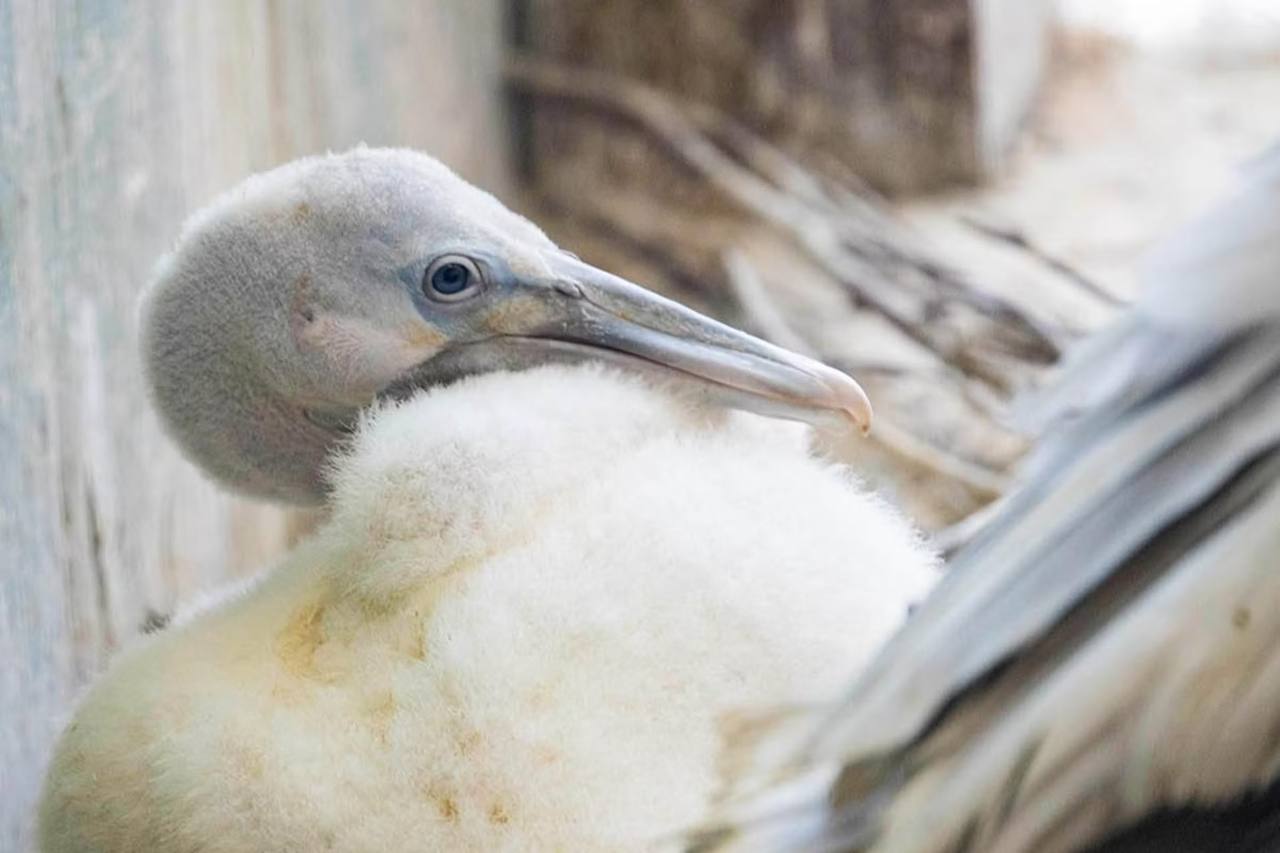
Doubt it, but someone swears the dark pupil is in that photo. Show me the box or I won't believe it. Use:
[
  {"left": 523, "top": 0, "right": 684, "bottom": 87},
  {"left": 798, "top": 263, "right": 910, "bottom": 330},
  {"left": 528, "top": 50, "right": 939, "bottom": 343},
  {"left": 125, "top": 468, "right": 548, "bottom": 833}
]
[{"left": 431, "top": 262, "right": 470, "bottom": 295}]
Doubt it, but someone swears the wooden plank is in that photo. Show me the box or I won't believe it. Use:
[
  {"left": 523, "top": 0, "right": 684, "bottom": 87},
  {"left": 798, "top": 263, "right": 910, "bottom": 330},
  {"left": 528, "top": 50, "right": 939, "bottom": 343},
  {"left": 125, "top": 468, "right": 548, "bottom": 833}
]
[
  {"left": 973, "top": 0, "right": 1056, "bottom": 173},
  {"left": 515, "top": 0, "right": 1053, "bottom": 193},
  {"left": 516, "top": 0, "right": 977, "bottom": 194},
  {"left": 0, "top": 1, "right": 508, "bottom": 847}
]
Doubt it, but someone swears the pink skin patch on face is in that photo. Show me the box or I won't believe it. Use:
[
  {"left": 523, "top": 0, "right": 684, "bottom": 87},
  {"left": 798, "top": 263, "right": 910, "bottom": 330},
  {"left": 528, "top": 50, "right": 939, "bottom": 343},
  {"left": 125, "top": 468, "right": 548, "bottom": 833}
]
[{"left": 290, "top": 274, "right": 447, "bottom": 405}]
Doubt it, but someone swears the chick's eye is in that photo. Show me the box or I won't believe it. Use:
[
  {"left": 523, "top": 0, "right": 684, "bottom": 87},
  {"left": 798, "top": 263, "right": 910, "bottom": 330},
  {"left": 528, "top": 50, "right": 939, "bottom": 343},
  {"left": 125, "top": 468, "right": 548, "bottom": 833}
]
[
  {"left": 432, "top": 263, "right": 469, "bottom": 293},
  {"left": 423, "top": 257, "right": 481, "bottom": 301}
]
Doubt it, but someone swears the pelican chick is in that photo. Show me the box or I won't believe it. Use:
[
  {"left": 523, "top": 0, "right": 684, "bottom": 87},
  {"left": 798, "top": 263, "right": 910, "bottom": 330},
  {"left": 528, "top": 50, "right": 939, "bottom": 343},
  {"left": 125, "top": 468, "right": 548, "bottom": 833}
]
[
  {"left": 135, "top": 147, "right": 873, "bottom": 506},
  {"left": 38, "top": 148, "right": 936, "bottom": 851},
  {"left": 39, "top": 366, "right": 935, "bottom": 852}
]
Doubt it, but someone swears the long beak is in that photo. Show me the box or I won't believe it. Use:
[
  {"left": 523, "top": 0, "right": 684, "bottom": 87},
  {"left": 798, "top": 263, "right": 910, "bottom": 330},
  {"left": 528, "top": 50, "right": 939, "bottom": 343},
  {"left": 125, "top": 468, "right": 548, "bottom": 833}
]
[
  {"left": 392, "top": 255, "right": 872, "bottom": 434},
  {"left": 542, "top": 255, "right": 872, "bottom": 433}
]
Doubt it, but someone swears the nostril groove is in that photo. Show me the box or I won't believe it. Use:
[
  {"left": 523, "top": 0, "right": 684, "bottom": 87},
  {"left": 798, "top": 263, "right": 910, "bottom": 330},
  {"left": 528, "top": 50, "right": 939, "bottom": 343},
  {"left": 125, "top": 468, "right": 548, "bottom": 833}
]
[{"left": 554, "top": 280, "right": 584, "bottom": 299}]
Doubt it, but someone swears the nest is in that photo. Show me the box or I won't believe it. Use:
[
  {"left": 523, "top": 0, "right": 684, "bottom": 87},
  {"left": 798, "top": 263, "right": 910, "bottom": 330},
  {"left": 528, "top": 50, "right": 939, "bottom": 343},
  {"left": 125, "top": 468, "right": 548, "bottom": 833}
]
[{"left": 507, "top": 17, "right": 1119, "bottom": 533}]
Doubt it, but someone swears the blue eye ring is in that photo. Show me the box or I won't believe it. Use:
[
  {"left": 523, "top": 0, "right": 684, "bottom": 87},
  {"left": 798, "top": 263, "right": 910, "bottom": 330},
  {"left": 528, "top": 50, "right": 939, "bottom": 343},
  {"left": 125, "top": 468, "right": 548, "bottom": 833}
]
[{"left": 423, "top": 255, "right": 483, "bottom": 302}]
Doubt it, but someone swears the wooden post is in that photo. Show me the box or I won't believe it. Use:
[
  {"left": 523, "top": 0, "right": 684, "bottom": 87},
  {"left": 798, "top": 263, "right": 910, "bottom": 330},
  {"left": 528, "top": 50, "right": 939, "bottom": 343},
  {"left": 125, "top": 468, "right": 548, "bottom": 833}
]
[
  {"left": 974, "top": 0, "right": 1057, "bottom": 174},
  {"left": 0, "top": 2, "right": 509, "bottom": 847},
  {"left": 514, "top": 0, "right": 1052, "bottom": 193}
]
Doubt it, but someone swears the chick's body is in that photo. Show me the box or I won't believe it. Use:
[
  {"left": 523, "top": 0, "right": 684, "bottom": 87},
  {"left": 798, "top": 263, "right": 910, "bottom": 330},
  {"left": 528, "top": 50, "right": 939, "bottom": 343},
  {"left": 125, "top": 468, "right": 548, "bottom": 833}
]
[{"left": 39, "top": 366, "right": 935, "bottom": 853}]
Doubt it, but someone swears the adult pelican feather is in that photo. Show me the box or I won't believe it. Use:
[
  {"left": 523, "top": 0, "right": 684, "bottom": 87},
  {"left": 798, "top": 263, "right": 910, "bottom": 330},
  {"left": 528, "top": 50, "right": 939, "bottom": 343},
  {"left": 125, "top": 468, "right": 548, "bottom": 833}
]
[{"left": 704, "top": 144, "right": 1280, "bottom": 853}]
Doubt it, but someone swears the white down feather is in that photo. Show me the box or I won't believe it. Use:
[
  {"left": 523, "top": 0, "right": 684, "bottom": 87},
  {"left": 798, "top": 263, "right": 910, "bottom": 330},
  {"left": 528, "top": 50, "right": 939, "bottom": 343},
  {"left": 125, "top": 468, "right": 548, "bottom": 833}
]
[{"left": 38, "top": 365, "right": 936, "bottom": 852}]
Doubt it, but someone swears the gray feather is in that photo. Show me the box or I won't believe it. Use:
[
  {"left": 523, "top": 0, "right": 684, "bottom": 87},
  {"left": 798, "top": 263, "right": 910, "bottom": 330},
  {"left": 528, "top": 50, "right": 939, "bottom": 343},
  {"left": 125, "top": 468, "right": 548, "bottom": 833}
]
[{"left": 710, "top": 145, "right": 1280, "bottom": 852}]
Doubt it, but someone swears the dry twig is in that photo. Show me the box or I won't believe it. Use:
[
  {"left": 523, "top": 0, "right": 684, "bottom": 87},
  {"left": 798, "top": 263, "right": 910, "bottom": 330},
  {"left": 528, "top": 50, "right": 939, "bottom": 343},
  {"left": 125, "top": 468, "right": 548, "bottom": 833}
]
[
  {"left": 508, "top": 54, "right": 1075, "bottom": 514},
  {"left": 960, "top": 215, "right": 1127, "bottom": 308},
  {"left": 507, "top": 55, "right": 1069, "bottom": 389}
]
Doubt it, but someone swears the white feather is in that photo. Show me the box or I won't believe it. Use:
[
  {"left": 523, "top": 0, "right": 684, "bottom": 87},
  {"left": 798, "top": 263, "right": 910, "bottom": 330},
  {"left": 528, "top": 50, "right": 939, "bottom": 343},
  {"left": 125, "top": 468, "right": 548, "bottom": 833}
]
[{"left": 38, "top": 365, "right": 936, "bottom": 852}]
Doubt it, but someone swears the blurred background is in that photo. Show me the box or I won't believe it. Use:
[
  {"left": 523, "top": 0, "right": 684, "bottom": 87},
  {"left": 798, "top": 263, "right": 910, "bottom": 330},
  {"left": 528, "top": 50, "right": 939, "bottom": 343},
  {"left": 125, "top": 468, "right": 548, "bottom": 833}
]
[{"left": 1, "top": 0, "right": 1277, "bottom": 848}]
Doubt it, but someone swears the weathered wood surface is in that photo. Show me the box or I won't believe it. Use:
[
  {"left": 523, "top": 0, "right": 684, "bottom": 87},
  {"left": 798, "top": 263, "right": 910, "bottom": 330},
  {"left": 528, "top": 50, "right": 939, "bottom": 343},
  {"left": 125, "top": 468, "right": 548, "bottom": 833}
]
[
  {"left": 974, "top": 0, "right": 1055, "bottom": 173},
  {"left": 514, "top": 0, "right": 1053, "bottom": 194},
  {"left": 0, "top": 2, "right": 508, "bottom": 848}
]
